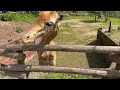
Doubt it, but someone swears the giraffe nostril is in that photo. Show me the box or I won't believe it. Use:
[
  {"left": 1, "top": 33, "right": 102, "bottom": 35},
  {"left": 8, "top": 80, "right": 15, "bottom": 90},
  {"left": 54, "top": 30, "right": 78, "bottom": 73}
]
[{"left": 26, "top": 36, "right": 30, "bottom": 39}]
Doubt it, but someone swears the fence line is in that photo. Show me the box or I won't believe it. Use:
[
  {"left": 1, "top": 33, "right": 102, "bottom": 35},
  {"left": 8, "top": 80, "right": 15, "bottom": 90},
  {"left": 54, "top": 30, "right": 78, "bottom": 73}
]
[
  {"left": 0, "top": 64, "right": 120, "bottom": 78},
  {"left": 0, "top": 44, "right": 120, "bottom": 53},
  {"left": 0, "top": 44, "right": 120, "bottom": 78}
]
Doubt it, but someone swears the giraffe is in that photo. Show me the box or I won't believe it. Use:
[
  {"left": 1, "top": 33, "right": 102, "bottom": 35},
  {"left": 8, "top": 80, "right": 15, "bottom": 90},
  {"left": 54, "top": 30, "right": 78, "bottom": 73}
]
[{"left": 22, "top": 11, "right": 63, "bottom": 66}]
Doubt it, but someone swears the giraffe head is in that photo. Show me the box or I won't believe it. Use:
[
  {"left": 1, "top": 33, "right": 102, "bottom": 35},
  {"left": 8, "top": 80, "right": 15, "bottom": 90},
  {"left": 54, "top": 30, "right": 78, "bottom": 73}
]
[{"left": 22, "top": 11, "right": 63, "bottom": 44}]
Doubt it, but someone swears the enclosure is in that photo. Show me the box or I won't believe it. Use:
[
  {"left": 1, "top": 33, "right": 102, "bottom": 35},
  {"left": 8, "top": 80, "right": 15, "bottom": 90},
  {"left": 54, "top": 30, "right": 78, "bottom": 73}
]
[{"left": 0, "top": 11, "right": 120, "bottom": 79}]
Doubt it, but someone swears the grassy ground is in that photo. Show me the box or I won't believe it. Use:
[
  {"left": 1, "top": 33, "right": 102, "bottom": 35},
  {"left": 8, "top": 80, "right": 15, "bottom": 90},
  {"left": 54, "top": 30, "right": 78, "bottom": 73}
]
[
  {"left": 109, "top": 29, "right": 120, "bottom": 44},
  {"left": 1, "top": 14, "right": 120, "bottom": 79},
  {"left": 38, "top": 73, "right": 96, "bottom": 79}
]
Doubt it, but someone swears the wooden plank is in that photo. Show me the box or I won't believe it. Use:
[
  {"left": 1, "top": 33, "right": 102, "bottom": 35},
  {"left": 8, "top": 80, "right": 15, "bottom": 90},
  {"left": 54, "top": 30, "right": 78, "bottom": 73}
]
[
  {"left": 97, "top": 29, "right": 120, "bottom": 72},
  {"left": 0, "top": 71, "right": 28, "bottom": 79},
  {"left": 108, "top": 53, "right": 120, "bottom": 64},
  {"left": 108, "top": 21, "right": 112, "bottom": 32},
  {"left": 17, "top": 51, "right": 28, "bottom": 79},
  {"left": 109, "top": 62, "right": 117, "bottom": 69},
  {"left": 0, "top": 49, "right": 25, "bottom": 60},
  {"left": 0, "top": 64, "right": 120, "bottom": 78},
  {"left": 1, "top": 44, "right": 120, "bottom": 53},
  {"left": 97, "top": 29, "right": 118, "bottom": 46}
]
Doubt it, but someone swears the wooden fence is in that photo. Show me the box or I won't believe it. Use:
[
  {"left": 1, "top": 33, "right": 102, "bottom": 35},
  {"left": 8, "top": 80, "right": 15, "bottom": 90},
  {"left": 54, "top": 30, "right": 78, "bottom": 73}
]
[
  {"left": 0, "top": 44, "right": 120, "bottom": 78},
  {"left": 0, "top": 28, "right": 120, "bottom": 79}
]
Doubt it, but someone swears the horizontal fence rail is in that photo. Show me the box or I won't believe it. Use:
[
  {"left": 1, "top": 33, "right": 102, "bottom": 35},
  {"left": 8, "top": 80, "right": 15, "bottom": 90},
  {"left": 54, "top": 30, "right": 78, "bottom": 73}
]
[
  {"left": 0, "top": 44, "right": 120, "bottom": 53},
  {"left": 1, "top": 44, "right": 120, "bottom": 78},
  {"left": 0, "top": 49, "right": 25, "bottom": 59},
  {"left": 0, "top": 64, "right": 120, "bottom": 78}
]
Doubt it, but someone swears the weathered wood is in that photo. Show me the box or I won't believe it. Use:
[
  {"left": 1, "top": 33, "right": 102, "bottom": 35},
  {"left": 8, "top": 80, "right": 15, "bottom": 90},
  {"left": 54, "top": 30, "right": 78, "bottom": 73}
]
[
  {"left": 116, "top": 64, "right": 120, "bottom": 70},
  {"left": 108, "top": 21, "right": 112, "bottom": 32},
  {"left": 0, "top": 70, "right": 28, "bottom": 79},
  {"left": 109, "top": 62, "right": 117, "bottom": 69},
  {"left": 0, "top": 49, "right": 25, "bottom": 60},
  {"left": 0, "top": 64, "right": 120, "bottom": 78},
  {"left": 0, "top": 51, "right": 28, "bottom": 79},
  {"left": 97, "top": 28, "right": 120, "bottom": 75},
  {"left": 97, "top": 29, "right": 118, "bottom": 46},
  {"left": 108, "top": 53, "right": 120, "bottom": 64},
  {"left": 0, "top": 63, "right": 27, "bottom": 79},
  {"left": 17, "top": 52, "right": 28, "bottom": 79},
  {"left": 1, "top": 44, "right": 120, "bottom": 54}
]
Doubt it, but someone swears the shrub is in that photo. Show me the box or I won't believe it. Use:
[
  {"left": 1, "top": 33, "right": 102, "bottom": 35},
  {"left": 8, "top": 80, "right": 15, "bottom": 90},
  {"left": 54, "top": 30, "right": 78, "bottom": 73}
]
[
  {"left": 0, "top": 12, "right": 37, "bottom": 22},
  {"left": 0, "top": 13, "right": 15, "bottom": 21}
]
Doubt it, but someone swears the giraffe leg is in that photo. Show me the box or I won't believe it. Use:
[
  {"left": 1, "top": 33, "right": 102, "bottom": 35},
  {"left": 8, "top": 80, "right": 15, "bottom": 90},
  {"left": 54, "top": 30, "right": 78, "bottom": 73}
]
[
  {"left": 37, "top": 51, "right": 45, "bottom": 65},
  {"left": 37, "top": 51, "right": 56, "bottom": 66},
  {"left": 48, "top": 52, "right": 56, "bottom": 66},
  {"left": 38, "top": 56, "right": 46, "bottom": 65}
]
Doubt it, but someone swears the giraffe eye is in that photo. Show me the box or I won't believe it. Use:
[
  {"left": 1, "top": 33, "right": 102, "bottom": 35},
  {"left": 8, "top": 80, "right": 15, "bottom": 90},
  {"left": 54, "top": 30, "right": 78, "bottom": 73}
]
[{"left": 45, "top": 21, "right": 54, "bottom": 26}]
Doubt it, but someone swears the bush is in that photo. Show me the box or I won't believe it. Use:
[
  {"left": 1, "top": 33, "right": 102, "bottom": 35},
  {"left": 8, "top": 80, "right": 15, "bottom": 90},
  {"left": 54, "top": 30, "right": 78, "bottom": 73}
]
[
  {"left": 0, "top": 13, "right": 15, "bottom": 21},
  {"left": 0, "top": 12, "right": 37, "bottom": 22}
]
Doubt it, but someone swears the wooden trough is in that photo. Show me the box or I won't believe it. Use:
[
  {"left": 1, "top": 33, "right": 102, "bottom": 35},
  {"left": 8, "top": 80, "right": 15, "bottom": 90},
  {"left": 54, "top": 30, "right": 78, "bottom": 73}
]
[{"left": 97, "top": 28, "right": 120, "bottom": 71}]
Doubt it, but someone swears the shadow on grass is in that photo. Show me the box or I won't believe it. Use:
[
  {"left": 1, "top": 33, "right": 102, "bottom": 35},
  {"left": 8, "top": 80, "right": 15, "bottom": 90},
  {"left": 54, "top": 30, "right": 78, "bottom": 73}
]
[
  {"left": 85, "top": 40, "right": 109, "bottom": 68},
  {"left": 81, "top": 20, "right": 103, "bottom": 23}
]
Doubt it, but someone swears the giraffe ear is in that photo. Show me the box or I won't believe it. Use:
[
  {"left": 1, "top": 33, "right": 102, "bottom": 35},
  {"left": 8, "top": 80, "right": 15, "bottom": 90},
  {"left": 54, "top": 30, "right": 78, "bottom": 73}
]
[
  {"left": 59, "top": 15, "right": 64, "bottom": 20},
  {"left": 50, "top": 11, "right": 56, "bottom": 14}
]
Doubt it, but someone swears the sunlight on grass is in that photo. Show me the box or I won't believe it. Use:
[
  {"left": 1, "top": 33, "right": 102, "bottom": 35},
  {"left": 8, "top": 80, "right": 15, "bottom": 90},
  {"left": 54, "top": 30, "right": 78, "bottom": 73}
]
[
  {"left": 54, "top": 25, "right": 80, "bottom": 44},
  {"left": 65, "top": 15, "right": 94, "bottom": 21},
  {"left": 39, "top": 73, "right": 95, "bottom": 79},
  {"left": 109, "top": 18, "right": 120, "bottom": 25}
]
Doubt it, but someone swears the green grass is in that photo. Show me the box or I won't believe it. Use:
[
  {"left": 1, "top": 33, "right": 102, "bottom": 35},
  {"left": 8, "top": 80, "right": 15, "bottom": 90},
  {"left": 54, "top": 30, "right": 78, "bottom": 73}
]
[
  {"left": 65, "top": 15, "right": 120, "bottom": 25},
  {"left": 109, "top": 29, "right": 120, "bottom": 44},
  {"left": 0, "top": 74, "right": 6, "bottom": 78},
  {"left": 54, "top": 25, "right": 80, "bottom": 44},
  {"left": 65, "top": 15, "right": 94, "bottom": 20},
  {"left": 39, "top": 73, "right": 95, "bottom": 79},
  {"left": 109, "top": 18, "right": 120, "bottom": 25}
]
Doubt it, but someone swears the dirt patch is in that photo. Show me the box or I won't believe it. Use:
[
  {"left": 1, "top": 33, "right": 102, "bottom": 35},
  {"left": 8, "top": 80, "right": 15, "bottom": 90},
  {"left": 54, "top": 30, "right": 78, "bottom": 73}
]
[
  {"left": 0, "top": 21, "right": 33, "bottom": 65},
  {"left": 0, "top": 21, "right": 32, "bottom": 44}
]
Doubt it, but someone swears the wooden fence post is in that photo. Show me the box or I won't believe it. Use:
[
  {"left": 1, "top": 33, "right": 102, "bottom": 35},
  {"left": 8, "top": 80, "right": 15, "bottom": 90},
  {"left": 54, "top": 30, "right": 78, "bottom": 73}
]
[
  {"left": 17, "top": 51, "right": 29, "bottom": 79},
  {"left": 108, "top": 21, "right": 112, "bottom": 32},
  {"left": 115, "top": 43, "right": 120, "bottom": 76}
]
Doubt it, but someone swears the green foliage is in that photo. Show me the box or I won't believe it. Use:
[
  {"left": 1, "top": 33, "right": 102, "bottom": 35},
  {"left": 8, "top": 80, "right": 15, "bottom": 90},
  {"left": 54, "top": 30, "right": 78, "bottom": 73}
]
[
  {"left": 25, "top": 11, "right": 39, "bottom": 16},
  {"left": 0, "top": 12, "right": 37, "bottom": 22},
  {"left": 0, "top": 13, "right": 15, "bottom": 21},
  {"left": 12, "top": 13, "right": 36, "bottom": 22},
  {"left": 39, "top": 73, "right": 95, "bottom": 79}
]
